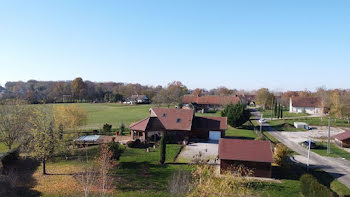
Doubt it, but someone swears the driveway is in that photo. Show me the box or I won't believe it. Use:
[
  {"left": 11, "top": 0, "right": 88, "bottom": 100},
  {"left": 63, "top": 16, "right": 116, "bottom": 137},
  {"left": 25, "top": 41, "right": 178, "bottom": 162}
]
[{"left": 177, "top": 141, "right": 219, "bottom": 164}]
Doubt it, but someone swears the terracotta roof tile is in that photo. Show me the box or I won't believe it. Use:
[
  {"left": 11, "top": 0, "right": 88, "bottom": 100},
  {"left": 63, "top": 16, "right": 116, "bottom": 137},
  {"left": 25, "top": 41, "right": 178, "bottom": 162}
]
[
  {"left": 291, "top": 97, "right": 321, "bottom": 108},
  {"left": 150, "top": 108, "right": 194, "bottom": 131},
  {"left": 219, "top": 139, "right": 274, "bottom": 163},
  {"left": 333, "top": 131, "right": 350, "bottom": 141}
]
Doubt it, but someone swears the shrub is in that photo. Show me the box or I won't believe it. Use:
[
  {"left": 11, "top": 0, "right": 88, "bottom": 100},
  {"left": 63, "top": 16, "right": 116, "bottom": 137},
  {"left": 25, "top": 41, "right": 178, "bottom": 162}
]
[
  {"left": 102, "top": 123, "right": 112, "bottom": 134},
  {"left": 168, "top": 169, "right": 192, "bottom": 197},
  {"left": 274, "top": 143, "right": 292, "bottom": 167},
  {"left": 126, "top": 139, "right": 148, "bottom": 148},
  {"left": 108, "top": 142, "right": 123, "bottom": 160},
  {"left": 300, "top": 174, "right": 334, "bottom": 197}
]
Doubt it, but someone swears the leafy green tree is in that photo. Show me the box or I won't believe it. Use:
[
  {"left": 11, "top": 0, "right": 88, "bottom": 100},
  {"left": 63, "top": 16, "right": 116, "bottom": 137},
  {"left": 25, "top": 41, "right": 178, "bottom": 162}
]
[
  {"left": 0, "top": 99, "right": 30, "bottom": 150},
  {"left": 160, "top": 132, "right": 166, "bottom": 164},
  {"left": 26, "top": 106, "right": 63, "bottom": 175},
  {"left": 221, "top": 103, "right": 251, "bottom": 128}
]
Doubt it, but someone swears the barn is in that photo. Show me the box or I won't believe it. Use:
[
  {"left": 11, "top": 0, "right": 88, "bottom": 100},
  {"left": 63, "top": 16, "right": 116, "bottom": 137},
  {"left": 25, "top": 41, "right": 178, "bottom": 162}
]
[
  {"left": 333, "top": 131, "right": 350, "bottom": 148},
  {"left": 218, "top": 138, "right": 274, "bottom": 178}
]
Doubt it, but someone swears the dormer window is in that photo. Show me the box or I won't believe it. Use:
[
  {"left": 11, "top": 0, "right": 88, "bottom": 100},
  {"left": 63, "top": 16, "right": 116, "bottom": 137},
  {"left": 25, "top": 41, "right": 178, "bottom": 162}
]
[
  {"left": 176, "top": 118, "right": 181, "bottom": 123},
  {"left": 162, "top": 113, "right": 167, "bottom": 117}
]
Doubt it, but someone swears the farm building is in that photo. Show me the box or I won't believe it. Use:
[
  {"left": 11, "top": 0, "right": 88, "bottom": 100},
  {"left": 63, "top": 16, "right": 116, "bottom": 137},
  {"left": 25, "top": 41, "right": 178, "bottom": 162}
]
[
  {"left": 333, "top": 131, "right": 350, "bottom": 148},
  {"left": 218, "top": 138, "right": 274, "bottom": 178},
  {"left": 124, "top": 95, "right": 150, "bottom": 104},
  {"left": 129, "top": 108, "right": 227, "bottom": 143},
  {"left": 289, "top": 97, "right": 323, "bottom": 115},
  {"left": 182, "top": 95, "right": 241, "bottom": 113}
]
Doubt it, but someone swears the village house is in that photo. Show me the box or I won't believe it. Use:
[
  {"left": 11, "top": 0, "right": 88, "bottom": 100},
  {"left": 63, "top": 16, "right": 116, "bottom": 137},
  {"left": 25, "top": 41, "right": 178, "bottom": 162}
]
[
  {"left": 124, "top": 95, "right": 150, "bottom": 105},
  {"left": 182, "top": 95, "right": 241, "bottom": 113},
  {"left": 129, "top": 108, "right": 227, "bottom": 143},
  {"left": 219, "top": 138, "right": 274, "bottom": 178},
  {"left": 333, "top": 131, "right": 350, "bottom": 148},
  {"left": 289, "top": 97, "right": 323, "bottom": 115}
]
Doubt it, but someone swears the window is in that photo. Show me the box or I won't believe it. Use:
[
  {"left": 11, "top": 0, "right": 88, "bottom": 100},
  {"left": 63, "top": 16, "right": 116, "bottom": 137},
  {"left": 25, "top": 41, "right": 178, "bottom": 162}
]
[
  {"left": 162, "top": 113, "right": 167, "bottom": 117},
  {"left": 177, "top": 118, "right": 181, "bottom": 123}
]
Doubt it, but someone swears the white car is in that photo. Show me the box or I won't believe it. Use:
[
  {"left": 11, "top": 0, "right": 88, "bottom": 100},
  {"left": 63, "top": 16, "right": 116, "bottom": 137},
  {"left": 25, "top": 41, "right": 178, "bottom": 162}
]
[{"left": 258, "top": 119, "right": 266, "bottom": 124}]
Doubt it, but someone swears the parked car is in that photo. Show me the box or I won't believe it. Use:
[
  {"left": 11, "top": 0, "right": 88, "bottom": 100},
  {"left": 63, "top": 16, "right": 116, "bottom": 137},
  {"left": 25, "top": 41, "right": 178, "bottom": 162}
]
[{"left": 301, "top": 140, "right": 317, "bottom": 149}]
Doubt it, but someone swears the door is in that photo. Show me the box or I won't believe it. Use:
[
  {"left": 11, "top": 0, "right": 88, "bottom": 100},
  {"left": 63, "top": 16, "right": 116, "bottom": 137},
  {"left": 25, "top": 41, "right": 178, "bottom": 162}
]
[{"left": 209, "top": 131, "right": 221, "bottom": 140}]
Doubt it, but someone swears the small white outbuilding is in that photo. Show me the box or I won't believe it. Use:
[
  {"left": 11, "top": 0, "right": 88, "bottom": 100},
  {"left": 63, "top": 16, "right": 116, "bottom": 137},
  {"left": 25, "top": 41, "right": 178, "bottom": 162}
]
[{"left": 294, "top": 122, "right": 309, "bottom": 129}]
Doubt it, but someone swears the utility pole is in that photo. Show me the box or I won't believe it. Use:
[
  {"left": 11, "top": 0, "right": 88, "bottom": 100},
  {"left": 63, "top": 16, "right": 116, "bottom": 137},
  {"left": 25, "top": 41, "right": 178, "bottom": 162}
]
[
  {"left": 307, "top": 137, "right": 311, "bottom": 171},
  {"left": 327, "top": 117, "right": 331, "bottom": 154}
]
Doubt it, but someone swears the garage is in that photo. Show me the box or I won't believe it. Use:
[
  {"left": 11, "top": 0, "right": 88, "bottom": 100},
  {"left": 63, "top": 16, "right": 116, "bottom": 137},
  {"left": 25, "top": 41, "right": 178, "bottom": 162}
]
[{"left": 209, "top": 131, "right": 221, "bottom": 140}]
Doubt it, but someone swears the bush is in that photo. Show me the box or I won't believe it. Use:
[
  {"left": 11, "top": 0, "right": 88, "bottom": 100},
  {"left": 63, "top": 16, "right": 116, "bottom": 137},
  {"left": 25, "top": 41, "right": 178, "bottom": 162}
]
[
  {"left": 273, "top": 143, "right": 292, "bottom": 167},
  {"left": 126, "top": 139, "right": 148, "bottom": 148},
  {"left": 108, "top": 142, "right": 123, "bottom": 160},
  {"left": 300, "top": 174, "right": 334, "bottom": 197},
  {"left": 221, "top": 103, "right": 251, "bottom": 128},
  {"left": 102, "top": 123, "right": 112, "bottom": 134}
]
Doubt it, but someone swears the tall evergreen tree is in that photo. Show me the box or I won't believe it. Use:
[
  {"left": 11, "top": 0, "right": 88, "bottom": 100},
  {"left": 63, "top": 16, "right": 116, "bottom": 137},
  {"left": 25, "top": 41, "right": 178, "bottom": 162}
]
[
  {"left": 274, "top": 101, "right": 278, "bottom": 118},
  {"left": 280, "top": 105, "right": 283, "bottom": 119},
  {"left": 277, "top": 104, "right": 280, "bottom": 119}
]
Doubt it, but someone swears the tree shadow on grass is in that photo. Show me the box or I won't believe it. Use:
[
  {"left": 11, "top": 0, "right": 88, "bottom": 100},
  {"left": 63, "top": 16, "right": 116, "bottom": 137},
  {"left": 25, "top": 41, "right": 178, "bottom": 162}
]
[
  {"left": 112, "top": 161, "right": 175, "bottom": 193},
  {"left": 1, "top": 158, "right": 42, "bottom": 197}
]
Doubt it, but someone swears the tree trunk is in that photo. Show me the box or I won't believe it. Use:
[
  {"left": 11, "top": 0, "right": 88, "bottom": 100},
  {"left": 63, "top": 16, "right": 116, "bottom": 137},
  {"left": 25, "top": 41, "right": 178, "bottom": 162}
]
[
  {"left": 8, "top": 144, "right": 12, "bottom": 150},
  {"left": 42, "top": 159, "right": 46, "bottom": 175}
]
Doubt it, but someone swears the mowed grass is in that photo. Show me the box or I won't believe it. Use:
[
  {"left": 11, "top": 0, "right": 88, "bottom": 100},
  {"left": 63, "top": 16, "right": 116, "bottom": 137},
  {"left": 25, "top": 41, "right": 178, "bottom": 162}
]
[
  {"left": 28, "top": 144, "right": 185, "bottom": 197},
  {"left": 50, "top": 103, "right": 161, "bottom": 130},
  {"left": 271, "top": 117, "right": 350, "bottom": 128},
  {"left": 310, "top": 142, "right": 350, "bottom": 160},
  {"left": 261, "top": 110, "right": 309, "bottom": 119}
]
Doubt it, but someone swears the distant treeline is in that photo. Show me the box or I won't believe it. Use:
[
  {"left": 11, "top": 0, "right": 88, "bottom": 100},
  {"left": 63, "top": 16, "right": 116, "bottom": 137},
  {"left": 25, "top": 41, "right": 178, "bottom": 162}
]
[{"left": 0, "top": 78, "right": 242, "bottom": 105}]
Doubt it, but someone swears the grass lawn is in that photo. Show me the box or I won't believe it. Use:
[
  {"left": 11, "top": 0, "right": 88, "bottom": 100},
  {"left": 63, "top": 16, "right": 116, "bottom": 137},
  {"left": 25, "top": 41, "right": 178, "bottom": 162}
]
[
  {"left": 273, "top": 117, "right": 350, "bottom": 128},
  {"left": 49, "top": 103, "right": 165, "bottom": 130},
  {"left": 268, "top": 120, "right": 306, "bottom": 132},
  {"left": 261, "top": 110, "right": 309, "bottom": 119},
  {"left": 309, "top": 142, "right": 350, "bottom": 160},
  {"left": 225, "top": 126, "right": 257, "bottom": 139},
  {"left": 24, "top": 144, "right": 186, "bottom": 197}
]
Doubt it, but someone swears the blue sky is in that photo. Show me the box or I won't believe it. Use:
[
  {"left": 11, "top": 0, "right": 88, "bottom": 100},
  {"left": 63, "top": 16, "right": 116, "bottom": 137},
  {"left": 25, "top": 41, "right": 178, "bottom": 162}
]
[{"left": 0, "top": 0, "right": 349, "bottom": 91}]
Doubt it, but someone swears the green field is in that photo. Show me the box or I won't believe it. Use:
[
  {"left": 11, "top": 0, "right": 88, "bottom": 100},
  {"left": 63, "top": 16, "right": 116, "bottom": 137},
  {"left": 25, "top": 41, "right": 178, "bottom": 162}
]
[
  {"left": 310, "top": 142, "right": 350, "bottom": 160},
  {"left": 0, "top": 143, "right": 8, "bottom": 153},
  {"left": 52, "top": 103, "right": 161, "bottom": 130},
  {"left": 270, "top": 117, "right": 350, "bottom": 127},
  {"left": 261, "top": 110, "right": 309, "bottom": 119}
]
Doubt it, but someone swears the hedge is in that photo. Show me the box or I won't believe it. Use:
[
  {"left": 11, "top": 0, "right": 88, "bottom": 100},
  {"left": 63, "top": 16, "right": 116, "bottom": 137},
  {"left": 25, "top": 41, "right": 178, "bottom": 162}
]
[{"left": 300, "top": 174, "right": 335, "bottom": 197}]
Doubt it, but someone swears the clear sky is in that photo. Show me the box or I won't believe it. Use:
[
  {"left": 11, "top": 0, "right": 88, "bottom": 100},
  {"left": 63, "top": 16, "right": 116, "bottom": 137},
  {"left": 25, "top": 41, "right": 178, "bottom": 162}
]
[{"left": 0, "top": 0, "right": 349, "bottom": 91}]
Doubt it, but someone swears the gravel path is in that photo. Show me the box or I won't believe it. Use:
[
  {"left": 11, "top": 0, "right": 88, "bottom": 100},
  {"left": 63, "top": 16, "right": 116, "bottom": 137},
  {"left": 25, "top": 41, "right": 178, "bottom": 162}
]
[{"left": 177, "top": 142, "right": 219, "bottom": 164}]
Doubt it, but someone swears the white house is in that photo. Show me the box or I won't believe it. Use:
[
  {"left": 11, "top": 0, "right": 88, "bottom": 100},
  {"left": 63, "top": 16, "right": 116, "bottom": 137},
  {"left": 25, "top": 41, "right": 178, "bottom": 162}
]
[{"left": 289, "top": 97, "right": 323, "bottom": 115}]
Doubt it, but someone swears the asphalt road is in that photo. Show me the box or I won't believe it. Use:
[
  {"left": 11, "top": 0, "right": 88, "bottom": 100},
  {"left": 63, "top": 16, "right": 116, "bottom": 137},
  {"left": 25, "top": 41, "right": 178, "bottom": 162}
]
[{"left": 252, "top": 110, "right": 350, "bottom": 189}]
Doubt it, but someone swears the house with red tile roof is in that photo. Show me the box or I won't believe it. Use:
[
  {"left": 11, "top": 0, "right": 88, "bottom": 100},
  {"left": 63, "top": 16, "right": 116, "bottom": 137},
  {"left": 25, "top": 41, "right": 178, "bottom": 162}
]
[
  {"left": 182, "top": 95, "right": 241, "bottom": 113},
  {"left": 219, "top": 138, "right": 274, "bottom": 178},
  {"left": 289, "top": 97, "right": 323, "bottom": 115},
  {"left": 333, "top": 131, "right": 350, "bottom": 148},
  {"left": 129, "top": 108, "right": 227, "bottom": 143}
]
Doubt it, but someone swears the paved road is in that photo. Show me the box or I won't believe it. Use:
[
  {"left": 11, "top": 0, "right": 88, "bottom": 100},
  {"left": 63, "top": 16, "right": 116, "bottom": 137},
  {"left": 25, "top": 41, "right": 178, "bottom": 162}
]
[{"left": 252, "top": 110, "right": 350, "bottom": 189}]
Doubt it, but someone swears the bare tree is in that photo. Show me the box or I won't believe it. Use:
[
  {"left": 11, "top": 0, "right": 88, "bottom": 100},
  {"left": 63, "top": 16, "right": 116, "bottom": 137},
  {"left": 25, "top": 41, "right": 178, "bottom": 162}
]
[{"left": 97, "top": 144, "right": 115, "bottom": 197}]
